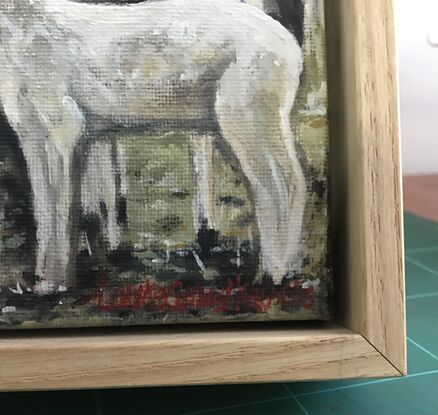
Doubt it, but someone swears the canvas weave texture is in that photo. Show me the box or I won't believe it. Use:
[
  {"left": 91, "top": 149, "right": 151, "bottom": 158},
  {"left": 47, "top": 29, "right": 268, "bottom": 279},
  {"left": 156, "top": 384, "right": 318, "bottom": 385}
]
[{"left": 0, "top": 0, "right": 330, "bottom": 328}]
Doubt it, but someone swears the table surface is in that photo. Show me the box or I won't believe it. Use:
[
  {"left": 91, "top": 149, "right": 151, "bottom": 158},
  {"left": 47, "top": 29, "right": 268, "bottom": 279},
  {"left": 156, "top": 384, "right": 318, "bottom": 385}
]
[
  {"left": 0, "top": 212, "right": 437, "bottom": 415},
  {"left": 404, "top": 174, "right": 438, "bottom": 222}
]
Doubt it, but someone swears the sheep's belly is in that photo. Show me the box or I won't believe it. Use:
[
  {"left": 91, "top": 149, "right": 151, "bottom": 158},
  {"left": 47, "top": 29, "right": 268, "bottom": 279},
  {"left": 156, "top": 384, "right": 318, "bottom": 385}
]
[
  {"left": 71, "top": 45, "right": 233, "bottom": 121},
  {"left": 75, "top": 79, "right": 217, "bottom": 121}
]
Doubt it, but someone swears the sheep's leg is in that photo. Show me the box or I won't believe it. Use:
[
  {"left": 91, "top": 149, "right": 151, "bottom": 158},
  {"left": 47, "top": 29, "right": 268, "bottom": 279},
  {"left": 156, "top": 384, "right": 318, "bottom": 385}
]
[
  {"left": 38, "top": 97, "right": 85, "bottom": 293},
  {"left": 5, "top": 94, "right": 85, "bottom": 294},
  {"left": 99, "top": 140, "right": 127, "bottom": 250},
  {"left": 215, "top": 47, "right": 305, "bottom": 284},
  {"left": 190, "top": 133, "right": 217, "bottom": 232},
  {"left": 81, "top": 140, "right": 126, "bottom": 252},
  {"left": 15, "top": 132, "right": 54, "bottom": 290},
  {"left": 115, "top": 141, "right": 128, "bottom": 228}
]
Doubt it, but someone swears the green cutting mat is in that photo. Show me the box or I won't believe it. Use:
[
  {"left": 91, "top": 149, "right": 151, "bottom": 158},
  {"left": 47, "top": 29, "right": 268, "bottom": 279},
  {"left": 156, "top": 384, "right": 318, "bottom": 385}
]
[{"left": 1, "top": 213, "right": 437, "bottom": 414}]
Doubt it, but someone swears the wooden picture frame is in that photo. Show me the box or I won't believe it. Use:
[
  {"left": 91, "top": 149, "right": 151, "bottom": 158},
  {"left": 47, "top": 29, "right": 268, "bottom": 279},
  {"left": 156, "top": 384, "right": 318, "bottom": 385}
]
[{"left": 0, "top": 0, "right": 406, "bottom": 390}]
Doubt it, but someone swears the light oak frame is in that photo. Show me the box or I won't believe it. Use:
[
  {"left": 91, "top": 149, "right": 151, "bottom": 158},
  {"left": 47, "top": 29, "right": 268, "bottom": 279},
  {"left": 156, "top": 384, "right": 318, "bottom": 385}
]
[{"left": 0, "top": 0, "right": 406, "bottom": 390}]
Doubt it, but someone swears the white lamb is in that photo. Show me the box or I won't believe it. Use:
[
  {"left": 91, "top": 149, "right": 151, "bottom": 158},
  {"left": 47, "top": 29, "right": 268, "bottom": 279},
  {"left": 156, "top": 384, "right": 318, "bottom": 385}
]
[{"left": 0, "top": 0, "right": 305, "bottom": 294}]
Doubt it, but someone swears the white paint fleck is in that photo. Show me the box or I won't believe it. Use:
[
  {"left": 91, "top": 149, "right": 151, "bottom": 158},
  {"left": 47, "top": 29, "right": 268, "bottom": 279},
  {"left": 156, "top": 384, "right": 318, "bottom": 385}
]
[
  {"left": 9, "top": 281, "right": 23, "bottom": 295},
  {"left": 191, "top": 250, "right": 206, "bottom": 273},
  {"left": 84, "top": 232, "right": 92, "bottom": 257}
]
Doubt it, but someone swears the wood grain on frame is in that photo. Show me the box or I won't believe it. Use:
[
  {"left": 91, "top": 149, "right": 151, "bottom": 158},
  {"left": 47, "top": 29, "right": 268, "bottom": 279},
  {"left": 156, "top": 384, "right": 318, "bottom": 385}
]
[
  {"left": 326, "top": 0, "right": 406, "bottom": 374},
  {"left": 0, "top": 323, "right": 398, "bottom": 391}
]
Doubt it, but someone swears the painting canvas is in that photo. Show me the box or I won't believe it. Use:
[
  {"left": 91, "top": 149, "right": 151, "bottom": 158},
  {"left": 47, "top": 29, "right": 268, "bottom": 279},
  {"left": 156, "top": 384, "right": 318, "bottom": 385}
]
[{"left": 0, "top": 0, "right": 330, "bottom": 328}]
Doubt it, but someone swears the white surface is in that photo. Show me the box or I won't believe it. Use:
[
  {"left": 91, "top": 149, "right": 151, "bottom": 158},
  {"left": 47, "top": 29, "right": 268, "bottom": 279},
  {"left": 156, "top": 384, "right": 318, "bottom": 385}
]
[{"left": 396, "top": 0, "right": 438, "bottom": 175}]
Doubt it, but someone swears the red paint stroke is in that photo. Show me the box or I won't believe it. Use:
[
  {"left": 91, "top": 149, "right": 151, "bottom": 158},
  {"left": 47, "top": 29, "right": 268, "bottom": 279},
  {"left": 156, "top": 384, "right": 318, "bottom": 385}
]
[{"left": 92, "top": 274, "right": 317, "bottom": 316}]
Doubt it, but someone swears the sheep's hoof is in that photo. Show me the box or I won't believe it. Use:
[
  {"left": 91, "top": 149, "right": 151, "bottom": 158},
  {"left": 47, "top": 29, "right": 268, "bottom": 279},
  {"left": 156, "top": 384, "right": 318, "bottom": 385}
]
[{"left": 33, "top": 280, "right": 66, "bottom": 296}]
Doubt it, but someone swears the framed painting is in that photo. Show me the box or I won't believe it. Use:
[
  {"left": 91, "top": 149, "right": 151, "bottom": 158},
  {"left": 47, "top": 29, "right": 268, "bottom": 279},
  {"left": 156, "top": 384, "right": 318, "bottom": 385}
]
[{"left": 0, "top": 0, "right": 405, "bottom": 390}]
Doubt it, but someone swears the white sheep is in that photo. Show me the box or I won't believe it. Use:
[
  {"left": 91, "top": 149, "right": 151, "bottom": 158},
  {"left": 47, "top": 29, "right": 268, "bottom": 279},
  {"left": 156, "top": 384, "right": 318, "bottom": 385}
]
[{"left": 0, "top": 0, "right": 305, "bottom": 294}]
